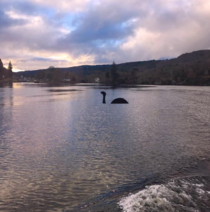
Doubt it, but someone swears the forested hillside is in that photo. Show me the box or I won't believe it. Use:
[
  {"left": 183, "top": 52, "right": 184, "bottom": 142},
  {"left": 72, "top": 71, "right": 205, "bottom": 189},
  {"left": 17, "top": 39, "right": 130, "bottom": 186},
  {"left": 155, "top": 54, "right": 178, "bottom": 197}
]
[{"left": 14, "top": 50, "right": 210, "bottom": 85}]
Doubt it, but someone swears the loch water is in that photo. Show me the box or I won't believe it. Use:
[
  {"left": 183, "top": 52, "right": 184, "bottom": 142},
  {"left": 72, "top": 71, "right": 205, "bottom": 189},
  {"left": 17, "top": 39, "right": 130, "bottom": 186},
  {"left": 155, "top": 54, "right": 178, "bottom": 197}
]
[{"left": 0, "top": 83, "right": 210, "bottom": 212}]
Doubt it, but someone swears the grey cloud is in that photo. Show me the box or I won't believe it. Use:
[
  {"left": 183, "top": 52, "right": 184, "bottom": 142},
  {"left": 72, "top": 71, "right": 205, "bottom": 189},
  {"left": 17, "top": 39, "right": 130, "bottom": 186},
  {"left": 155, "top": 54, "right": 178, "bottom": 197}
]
[
  {"left": 18, "top": 57, "right": 68, "bottom": 62},
  {"left": 57, "top": 1, "right": 146, "bottom": 58},
  {"left": 0, "top": 8, "right": 27, "bottom": 29},
  {"left": 65, "top": 22, "right": 133, "bottom": 43},
  {"left": 79, "top": 5, "right": 142, "bottom": 41},
  {"left": 0, "top": 0, "right": 51, "bottom": 16}
]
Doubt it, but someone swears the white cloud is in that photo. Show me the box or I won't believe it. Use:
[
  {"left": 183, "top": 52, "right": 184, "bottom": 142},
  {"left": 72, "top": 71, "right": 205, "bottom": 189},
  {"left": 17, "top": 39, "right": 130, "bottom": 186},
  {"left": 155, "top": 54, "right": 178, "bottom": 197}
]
[{"left": 29, "top": 0, "right": 91, "bottom": 12}]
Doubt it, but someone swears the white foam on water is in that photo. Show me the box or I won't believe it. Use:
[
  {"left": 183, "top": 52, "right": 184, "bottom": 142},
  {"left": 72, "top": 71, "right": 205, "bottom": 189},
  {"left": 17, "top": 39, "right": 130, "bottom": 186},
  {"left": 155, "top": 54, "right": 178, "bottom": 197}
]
[{"left": 118, "top": 178, "right": 210, "bottom": 212}]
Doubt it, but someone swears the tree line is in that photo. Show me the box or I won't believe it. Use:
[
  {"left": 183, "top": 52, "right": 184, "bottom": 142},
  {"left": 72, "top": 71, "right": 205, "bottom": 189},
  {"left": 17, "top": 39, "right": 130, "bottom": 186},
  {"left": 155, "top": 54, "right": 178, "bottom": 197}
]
[
  {"left": 23, "top": 59, "right": 210, "bottom": 85},
  {"left": 0, "top": 59, "right": 13, "bottom": 82},
  {"left": 34, "top": 66, "right": 78, "bottom": 83}
]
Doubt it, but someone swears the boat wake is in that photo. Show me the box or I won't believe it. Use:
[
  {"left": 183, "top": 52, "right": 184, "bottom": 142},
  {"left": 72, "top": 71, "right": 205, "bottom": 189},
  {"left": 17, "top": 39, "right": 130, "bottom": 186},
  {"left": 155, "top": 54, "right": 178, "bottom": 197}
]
[{"left": 119, "top": 176, "right": 210, "bottom": 212}]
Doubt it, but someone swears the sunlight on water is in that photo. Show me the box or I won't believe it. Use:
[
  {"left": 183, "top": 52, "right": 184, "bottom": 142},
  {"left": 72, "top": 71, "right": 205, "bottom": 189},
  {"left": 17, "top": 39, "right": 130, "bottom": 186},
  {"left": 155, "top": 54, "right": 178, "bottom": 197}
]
[{"left": 0, "top": 83, "right": 210, "bottom": 211}]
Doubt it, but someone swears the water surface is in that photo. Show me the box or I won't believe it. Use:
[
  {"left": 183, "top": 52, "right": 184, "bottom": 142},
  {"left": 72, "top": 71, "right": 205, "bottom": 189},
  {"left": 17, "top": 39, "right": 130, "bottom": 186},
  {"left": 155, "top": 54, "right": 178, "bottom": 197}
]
[{"left": 0, "top": 83, "right": 210, "bottom": 211}]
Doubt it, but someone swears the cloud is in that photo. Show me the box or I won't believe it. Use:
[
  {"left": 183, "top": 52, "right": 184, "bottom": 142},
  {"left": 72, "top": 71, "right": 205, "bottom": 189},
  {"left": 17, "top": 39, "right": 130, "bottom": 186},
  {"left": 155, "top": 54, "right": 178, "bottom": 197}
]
[
  {"left": 29, "top": 0, "right": 91, "bottom": 12},
  {"left": 0, "top": 0, "right": 210, "bottom": 71},
  {"left": 18, "top": 57, "right": 68, "bottom": 62},
  {"left": 0, "top": 8, "right": 27, "bottom": 29},
  {"left": 118, "top": 0, "right": 210, "bottom": 61}
]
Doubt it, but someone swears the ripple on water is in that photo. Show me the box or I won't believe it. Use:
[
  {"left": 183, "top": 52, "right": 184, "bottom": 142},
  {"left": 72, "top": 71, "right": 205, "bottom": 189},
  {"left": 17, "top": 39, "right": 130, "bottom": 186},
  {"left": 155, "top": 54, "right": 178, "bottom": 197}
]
[{"left": 0, "top": 85, "right": 210, "bottom": 211}]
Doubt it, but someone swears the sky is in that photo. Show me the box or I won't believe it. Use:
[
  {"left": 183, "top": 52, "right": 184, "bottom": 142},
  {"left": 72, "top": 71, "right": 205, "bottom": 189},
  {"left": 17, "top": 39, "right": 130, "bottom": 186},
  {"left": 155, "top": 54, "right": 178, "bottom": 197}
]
[{"left": 0, "top": 0, "right": 210, "bottom": 72}]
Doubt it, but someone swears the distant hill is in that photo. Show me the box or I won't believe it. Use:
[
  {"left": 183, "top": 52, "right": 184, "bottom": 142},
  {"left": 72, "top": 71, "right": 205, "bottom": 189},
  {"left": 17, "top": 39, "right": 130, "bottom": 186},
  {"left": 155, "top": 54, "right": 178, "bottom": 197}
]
[
  {"left": 14, "top": 50, "right": 210, "bottom": 85},
  {"left": 14, "top": 60, "right": 159, "bottom": 77},
  {"left": 176, "top": 50, "right": 210, "bottom": 63}
]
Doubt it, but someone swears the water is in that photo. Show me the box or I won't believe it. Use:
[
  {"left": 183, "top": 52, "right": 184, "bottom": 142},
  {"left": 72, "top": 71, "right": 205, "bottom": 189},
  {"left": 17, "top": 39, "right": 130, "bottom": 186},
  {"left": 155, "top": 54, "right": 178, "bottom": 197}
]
[{"left": 0, "top": 83, "right": 210, "bottom": 212}]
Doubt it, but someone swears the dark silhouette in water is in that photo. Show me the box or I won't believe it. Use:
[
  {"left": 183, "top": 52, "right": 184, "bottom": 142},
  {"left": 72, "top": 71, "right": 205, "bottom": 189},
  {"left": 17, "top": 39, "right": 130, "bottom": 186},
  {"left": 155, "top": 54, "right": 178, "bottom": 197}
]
[{"left": 101, "top": 91, "right": 128, "bottom": 104}]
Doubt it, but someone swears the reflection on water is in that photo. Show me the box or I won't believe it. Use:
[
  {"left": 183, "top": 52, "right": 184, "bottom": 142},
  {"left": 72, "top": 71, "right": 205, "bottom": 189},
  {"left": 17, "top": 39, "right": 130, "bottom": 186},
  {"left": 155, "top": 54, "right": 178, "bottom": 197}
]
[{"left": 0, "top": 83, "right": 210, "bottom": 211}]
